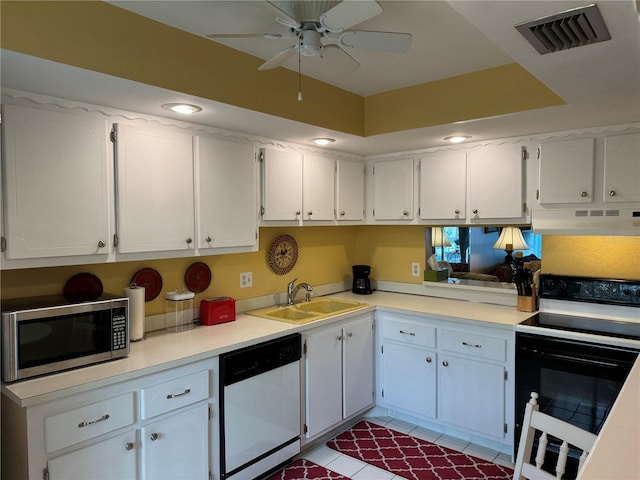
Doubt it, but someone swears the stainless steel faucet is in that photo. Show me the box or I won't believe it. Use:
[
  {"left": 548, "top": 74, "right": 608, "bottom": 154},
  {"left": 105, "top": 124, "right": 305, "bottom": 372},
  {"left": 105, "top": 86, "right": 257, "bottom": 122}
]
[{"left": 286, "top": 277, "right": 313, "bottom": 305}]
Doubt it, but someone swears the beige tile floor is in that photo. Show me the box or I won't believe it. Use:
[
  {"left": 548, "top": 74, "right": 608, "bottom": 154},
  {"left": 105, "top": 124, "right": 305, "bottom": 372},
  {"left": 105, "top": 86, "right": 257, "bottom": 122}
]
[{"left": 296, "top": 417, "right": 515, "bottom": 480}]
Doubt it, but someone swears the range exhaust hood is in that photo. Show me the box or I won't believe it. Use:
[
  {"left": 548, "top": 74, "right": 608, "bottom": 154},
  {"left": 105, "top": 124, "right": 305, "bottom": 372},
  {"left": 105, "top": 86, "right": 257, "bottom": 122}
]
[{"left": 532, "top": 208, "right": 640, "bottom": 235}]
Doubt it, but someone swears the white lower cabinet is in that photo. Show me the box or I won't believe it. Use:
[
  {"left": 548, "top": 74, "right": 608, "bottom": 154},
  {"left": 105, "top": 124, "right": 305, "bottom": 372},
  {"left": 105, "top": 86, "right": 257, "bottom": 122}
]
[
  {"left": 378, "top": 311, "right": 513, "bottom": 451},
  {"left": 2, "top": 359, "right": 216, "bottom": 480},
  {"left": 47, "top": 431, "right": 138, "bottom": 480},
  {"left": 303, "top": 313, "right": 375, "bottom": 440},
  {"left": 141, "top": 404, "right": 209, "bottom": 480}
]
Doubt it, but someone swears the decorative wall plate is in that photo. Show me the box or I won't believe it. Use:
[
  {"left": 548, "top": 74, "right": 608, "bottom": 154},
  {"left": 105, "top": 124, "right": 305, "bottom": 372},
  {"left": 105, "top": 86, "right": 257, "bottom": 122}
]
[
  {"left": 63, "top": 273, "right": 103, "bottom": 302},
  {"left": 268, "top": 234, "right": 298, "bottom": 275},
  {"left": 185, "top": 262, "right": 212, "bottom": 293},
  {"left": 130, "top": 268, "right": 163, "bottom": 302}
]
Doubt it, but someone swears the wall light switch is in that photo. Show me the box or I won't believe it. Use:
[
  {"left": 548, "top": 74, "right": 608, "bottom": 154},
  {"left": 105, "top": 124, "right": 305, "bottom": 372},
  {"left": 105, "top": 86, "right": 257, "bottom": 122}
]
[{"left": 240, "top": 272, "right": 253, "bottom": 288}]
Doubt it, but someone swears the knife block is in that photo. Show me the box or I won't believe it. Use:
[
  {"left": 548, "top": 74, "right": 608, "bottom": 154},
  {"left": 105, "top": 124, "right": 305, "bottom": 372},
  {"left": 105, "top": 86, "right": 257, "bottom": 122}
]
[{"left": 517, "top": 285, "right": 537, "bottom": 312}]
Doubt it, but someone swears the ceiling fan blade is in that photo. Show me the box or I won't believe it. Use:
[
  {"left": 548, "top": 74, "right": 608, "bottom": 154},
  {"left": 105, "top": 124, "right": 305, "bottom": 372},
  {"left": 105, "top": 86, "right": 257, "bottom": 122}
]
[
  {"left": 321, "top": 1, "right": 382, "bottom": 32},
  {"left": 320, "top": 44, "right": 360, "bottom": 74},
  {"left": 339, "top": 31, "right": 412, "bottom": 53},
  {"left": 258, "top": 45, "right": 297, "bottom": 70},
  {"left": 206, "top": 33, "right": 291, "bottom": 40}
]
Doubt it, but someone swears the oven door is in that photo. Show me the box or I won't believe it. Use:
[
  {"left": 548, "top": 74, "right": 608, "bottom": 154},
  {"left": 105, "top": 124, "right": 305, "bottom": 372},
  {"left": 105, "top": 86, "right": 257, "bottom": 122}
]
[{"left": 515, "top": 332, "right": 638, "bottom": 477}]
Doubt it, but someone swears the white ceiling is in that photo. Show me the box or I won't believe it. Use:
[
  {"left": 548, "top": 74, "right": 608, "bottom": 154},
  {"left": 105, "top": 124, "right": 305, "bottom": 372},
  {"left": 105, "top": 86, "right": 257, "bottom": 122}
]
[{"left": 2, "top": 1, "right": 639, "bottom": 156}]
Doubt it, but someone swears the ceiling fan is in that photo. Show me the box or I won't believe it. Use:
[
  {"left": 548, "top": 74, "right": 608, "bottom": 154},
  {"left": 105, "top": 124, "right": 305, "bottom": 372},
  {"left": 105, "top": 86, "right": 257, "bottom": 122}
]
[{"left": 206, "top": 0, "right": 412, "bottom": 75}]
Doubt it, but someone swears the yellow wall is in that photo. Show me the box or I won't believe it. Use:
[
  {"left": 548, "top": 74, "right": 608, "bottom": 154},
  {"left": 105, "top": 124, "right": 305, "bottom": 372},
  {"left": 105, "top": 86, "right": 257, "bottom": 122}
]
[
  {"left": 541, "top": 235, "right": 640, "bottom": 280},
  {"left": 1, "top": 1, "right": 563, "bottom": 138},
  {"left": 2, "top": 228, "right": 638, "bottom": 317}
]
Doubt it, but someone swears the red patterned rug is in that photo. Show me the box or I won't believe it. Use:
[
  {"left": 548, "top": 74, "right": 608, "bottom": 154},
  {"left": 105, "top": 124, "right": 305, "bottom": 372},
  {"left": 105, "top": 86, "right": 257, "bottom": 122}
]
[
  {"left": 327, "top": 421, "right": 514, "bottom": 480},
  {"left": 266, "top": 458, "right": 350, "bottom": 480}
]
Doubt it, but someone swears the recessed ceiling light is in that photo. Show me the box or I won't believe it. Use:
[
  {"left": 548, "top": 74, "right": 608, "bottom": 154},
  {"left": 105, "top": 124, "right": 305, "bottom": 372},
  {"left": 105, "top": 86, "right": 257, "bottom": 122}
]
[
  {"left": 312, "top": 138, "right": 335, "bottom": 146},
  {"left": 444, "top": 135, "right": 472, "bottom": 144},
  {"left": 161, "top": 103, "right": 203, "bottom": 115}
]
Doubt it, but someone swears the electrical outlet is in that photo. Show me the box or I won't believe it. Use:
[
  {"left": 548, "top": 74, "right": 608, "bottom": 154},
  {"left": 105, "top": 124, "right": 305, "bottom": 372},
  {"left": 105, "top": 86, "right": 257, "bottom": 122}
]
[
  {"left": 240, "top": 272, "right": 253, "bottom": 288},
  {"left": 411, "top": 262, "right": 421, "bottom": 277}
]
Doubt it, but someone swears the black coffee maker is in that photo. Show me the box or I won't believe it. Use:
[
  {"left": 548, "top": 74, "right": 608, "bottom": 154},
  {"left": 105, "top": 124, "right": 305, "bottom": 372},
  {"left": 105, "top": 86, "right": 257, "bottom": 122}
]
[{"left": 352, "top": 265, "right": 372, "bottom": 295}]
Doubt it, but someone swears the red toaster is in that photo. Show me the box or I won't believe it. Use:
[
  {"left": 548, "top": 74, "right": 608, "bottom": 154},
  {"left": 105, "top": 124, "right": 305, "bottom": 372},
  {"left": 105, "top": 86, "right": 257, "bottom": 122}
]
[{"left": 199, "top": 297, "right": 236, "bottom": 326}]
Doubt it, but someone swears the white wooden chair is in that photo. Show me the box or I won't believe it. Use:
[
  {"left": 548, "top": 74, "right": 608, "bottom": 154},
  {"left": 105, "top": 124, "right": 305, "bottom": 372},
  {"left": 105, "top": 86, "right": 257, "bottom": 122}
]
[{"left": 513, "top": 392, "right": 598, "bottom": 480}]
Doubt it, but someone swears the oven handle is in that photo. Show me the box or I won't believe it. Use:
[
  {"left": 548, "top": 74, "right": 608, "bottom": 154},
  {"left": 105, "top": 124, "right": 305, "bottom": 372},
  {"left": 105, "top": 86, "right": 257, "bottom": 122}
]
[{"left": 518, "top": 346, "right": 623, "bottom": 369}]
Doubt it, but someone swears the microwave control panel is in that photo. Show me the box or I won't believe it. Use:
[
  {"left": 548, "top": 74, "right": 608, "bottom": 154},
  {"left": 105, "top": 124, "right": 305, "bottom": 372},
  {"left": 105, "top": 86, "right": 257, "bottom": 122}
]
[{"left": 112, "top": 307, "right": 128, "bottom": 350}]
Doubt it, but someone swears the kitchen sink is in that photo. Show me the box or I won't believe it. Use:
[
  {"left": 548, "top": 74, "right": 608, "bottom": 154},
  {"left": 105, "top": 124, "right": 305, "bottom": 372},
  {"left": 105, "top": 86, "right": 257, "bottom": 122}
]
[{"left": 247, "top": 298, "right": 367, "bottom": 324}]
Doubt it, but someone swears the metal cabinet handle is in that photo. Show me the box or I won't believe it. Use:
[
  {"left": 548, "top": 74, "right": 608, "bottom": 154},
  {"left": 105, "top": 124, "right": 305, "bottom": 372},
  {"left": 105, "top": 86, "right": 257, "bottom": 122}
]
[
  {"left": 462, "top": 341, "right": 482, "bottom": 348},
  {"left": 609, "top": 190, "right": 616, "bottom": 197},
  {"left": 399, "top": 330, "right": 416, "bottom": 336},
  {"left": 337, "top": 335, "right": 343, "bottom": 341},
  {"left": 402, "top": 210, "right": 409, "bottom": 216},
  {"left": 340, "top": 211, "right": 346, "bottom": 216},
  {"left": 78, "top": 414, "right": 109, "bottom": 428},
  {"left": 442, "top": 360, "right": 449, "bottom": 367},
  {"left": 472, "top": 209, "right": 478, "bottom": 215},
  {"left": 97, "top": 240, "right": 106, "bottom": 248},
  {"left": 308, "top": 211, "right": 313, "bottom": 216},
  {"left": 580, "top": 191, "right": 588, "bottom": 198},
  {"left": 125, "top": 442, "right": 134, "bottom": 451},
  {"left": 205, "top": 236, "right": 212, "bottom": 243},
  {"left": 426, "top": 357, "right": 432, "bottom": 363},
  {"left": 454, "top": 209, "right": 460, "bottom": 215},
  {"left": 347, "top": 332, "right": 353, "bottom": 338},
  {"left": 186, "top": 237, "right": 193, "bottom": 244},
  {"left": 166, "top": 388, "right": 191, "bottom": 399},
  {"left": 296, "top": 210, "right": 301, "bottom": 216},
  {"left": 150, "top": 433, "right": 159, "bottom": 441}
]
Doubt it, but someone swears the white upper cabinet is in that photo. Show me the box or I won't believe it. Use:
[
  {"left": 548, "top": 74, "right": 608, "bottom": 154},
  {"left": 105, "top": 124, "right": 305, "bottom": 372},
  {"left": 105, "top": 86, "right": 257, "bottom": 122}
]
[
  {"left": 372, "top": 158, "right": 414, "bottom": 220},
  {"left": 114, "top": 123, "right": 195, "bottom": 254},
  {"left": 419, "top": 151, "right": 466, "bottom": 221},
  {"left": 261, "top": 147, "right": 303, "bottom": 221},
  {"left": 2, "top": 104, "right": 111, "bottom": 260},
  {"left": 538, "top": 138, "right": 595, "bottom": 204},
  {"left": 303, "top": 153, "right": 335, "bottom": 221},
  {"left": 467, "top": 143, "right": 524, "bottom": 220},
  {"left": 196, "top": 137, "right": 257, "bottom": 249},
  {"left": 603, "top": 133, "right": 640, "bottom": 203},
  {"left": 336, "top": 159, "right": 364, "bottom": 221}
]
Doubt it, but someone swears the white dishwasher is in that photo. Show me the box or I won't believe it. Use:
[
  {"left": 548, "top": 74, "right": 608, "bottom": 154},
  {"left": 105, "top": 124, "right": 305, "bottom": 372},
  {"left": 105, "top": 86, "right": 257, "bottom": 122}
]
[{"left": 219, "top": 333, "right": 301, "bottom": 480}]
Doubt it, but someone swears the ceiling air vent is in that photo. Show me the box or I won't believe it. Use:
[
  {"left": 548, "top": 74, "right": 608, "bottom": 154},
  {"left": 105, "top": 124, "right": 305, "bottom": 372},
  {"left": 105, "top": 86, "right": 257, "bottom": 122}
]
[{"left": 515, "top": 4, "right": 611, "bottom": 55}]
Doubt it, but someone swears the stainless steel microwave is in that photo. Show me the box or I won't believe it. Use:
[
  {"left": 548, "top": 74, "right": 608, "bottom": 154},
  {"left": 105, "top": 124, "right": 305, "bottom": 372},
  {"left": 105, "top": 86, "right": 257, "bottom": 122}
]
[{"left": 1, "top": 294, "right": 129, "bottom": 382}]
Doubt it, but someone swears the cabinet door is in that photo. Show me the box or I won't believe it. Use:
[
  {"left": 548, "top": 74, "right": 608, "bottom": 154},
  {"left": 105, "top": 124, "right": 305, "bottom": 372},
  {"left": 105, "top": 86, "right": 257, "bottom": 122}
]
[
  {"left": 468, "top": 144, "right": 524, "bottom": 219},
  {"left": 336, "top": 159, "right": 364, "bottom": 221},
  {"left": 538, "top": 138, "right": 595, "bottom": 204},
  {"left": 48, "top": 431, "right": 137, "bottom": 480},
  {"left": 305, "top": 326, "right": 343, "bottom": 438},
  {"left": 303, "top": 154, "right": 335, "bottom": 220},
  {"left": 343, "top": 316, "right": 375, "bottom": 418},
  {"left": 2, "top": 104, "right": 111, "bottom": 259},
  {"left": 382, "top": 343, "right": 436, "bottom": 418},
  {"left": 196, "top": 137, "right": 257, "bottom": 249},
  {"left": 373, "top": 159, "right": 414, "bottom": 220},
  {"left": 114, "top": 123, "right": 195, "bottom": 253},
  {"left": 438, "top": 355, "right": 505, "bottom": 439},
  {"left": 141, "top": 403, "right": 209, "bottom": 480},
  {"left": 262, "top": 147, "right": 302, "bottom": 220},
  {"left": 419, "top": 151, "right": 466, "bottom": 221},
  {"left": 603, "top": 133, "right": 640, "bottom": 202}
]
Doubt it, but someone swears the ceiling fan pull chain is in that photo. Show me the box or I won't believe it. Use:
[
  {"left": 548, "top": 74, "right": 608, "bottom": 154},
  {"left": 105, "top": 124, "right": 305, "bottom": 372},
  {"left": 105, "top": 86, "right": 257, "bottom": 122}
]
[{"left": 297, "top": 35, "right": 303, "bottom": 101}]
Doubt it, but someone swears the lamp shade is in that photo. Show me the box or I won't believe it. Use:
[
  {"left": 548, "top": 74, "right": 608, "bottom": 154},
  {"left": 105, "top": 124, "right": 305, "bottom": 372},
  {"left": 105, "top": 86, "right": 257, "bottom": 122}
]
[
  {"left": 492, "top": 227, "right": 529, "bottom": 251},
  {"left": 431, "top": 227, "right": 452, "bottom": 247}
]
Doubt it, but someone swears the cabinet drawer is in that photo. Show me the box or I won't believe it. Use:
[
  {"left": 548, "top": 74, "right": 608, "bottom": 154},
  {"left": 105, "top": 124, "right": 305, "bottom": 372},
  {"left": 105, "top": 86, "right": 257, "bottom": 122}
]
[
  {"left": 440, "top": 329, "right": 506, "bottom": 362},
  {"left": 44, "top": 393, "right": 135, "bottom": 453},
  {"left": 140, "top": 369, "right": 209, "bottom": 419},
  {"left": 382, "top": 318, "right": 436, "bottom": 348}
]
